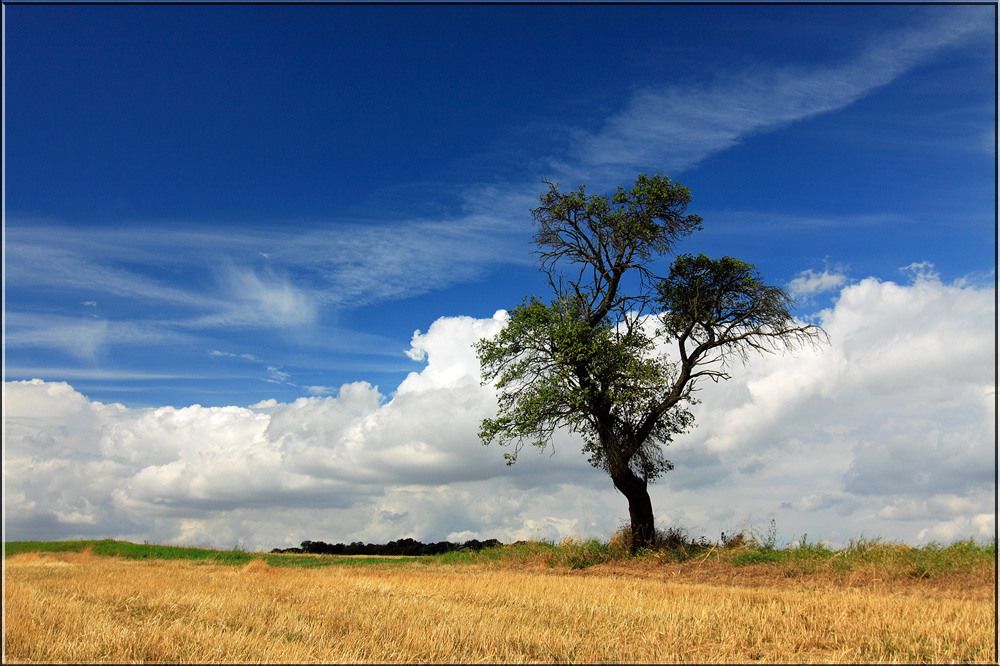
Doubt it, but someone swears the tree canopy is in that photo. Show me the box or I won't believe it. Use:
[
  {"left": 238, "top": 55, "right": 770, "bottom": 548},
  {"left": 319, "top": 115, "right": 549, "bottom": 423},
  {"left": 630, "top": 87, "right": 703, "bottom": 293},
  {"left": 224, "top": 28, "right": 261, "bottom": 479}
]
[{"left": 477, "top": 174, "right": 827, "bottom": 552}]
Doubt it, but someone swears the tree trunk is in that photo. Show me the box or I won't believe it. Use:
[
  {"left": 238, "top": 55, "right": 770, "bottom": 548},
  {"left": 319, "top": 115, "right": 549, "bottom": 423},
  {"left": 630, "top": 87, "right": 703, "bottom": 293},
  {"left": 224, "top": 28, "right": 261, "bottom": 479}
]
[{"left": 612, "top": 471, "right": 655, "bottom": 554}]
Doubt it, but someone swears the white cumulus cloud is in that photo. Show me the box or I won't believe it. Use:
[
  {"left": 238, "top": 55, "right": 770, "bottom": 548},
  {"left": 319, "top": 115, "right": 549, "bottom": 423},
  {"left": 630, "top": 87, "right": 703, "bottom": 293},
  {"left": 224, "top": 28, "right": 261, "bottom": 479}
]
[{"left": 3, "top": 266, "right": 994, "bottom": 550}]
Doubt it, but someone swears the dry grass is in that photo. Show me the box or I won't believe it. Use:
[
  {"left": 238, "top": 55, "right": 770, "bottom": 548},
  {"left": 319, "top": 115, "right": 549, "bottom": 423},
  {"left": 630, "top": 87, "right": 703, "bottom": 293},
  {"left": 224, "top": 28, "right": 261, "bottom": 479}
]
[{"left": 4, "top": 548, "right": 995, "bottom": 663}]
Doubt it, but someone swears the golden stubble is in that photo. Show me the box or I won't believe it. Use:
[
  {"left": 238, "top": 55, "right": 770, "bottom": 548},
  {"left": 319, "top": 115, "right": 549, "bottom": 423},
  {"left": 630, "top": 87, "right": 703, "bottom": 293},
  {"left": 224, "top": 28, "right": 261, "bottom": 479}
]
[{"left": 4, "top": 552, "right": 996, "bottom": 663}]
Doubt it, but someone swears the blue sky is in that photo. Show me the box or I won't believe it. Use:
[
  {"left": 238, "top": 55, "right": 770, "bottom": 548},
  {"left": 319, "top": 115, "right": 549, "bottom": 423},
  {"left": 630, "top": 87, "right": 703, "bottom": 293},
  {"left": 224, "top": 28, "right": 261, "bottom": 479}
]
[{"left": 3, "top": 4, "right": 996, "bottom": 549}]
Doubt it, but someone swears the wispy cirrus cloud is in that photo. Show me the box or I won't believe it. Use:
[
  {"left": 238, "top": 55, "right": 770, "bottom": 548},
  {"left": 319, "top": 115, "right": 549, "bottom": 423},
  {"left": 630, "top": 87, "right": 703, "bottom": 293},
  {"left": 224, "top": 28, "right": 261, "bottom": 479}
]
[
  {"left": 4, "top": 8, "right": 989, "bottom": 377},
  {"left": 182, "top": 264, "right": 320, "bottom": 329},
  {"left": 3, "top": 313, "right": 198, "bottom": 360},
  {"left": 278, "top": 221, "right": 530, "bottom": 309},
  {"left": 5, "top": 234, "right": 221, "bottom": 311},
  {"left": 1, "top": 367, "right": 201, "bottom": 381},
  {"left": 5, "top": 212, "right": 529, "bottom": 322},
  {"left": 551, "top": 7, "right": 990, "bottom": 185},
  {"left": 4, "top": 213, "right": 529, "bottom": 391},
  {"left": 209, "top": 350, "right": 263, "bottom": 363}
]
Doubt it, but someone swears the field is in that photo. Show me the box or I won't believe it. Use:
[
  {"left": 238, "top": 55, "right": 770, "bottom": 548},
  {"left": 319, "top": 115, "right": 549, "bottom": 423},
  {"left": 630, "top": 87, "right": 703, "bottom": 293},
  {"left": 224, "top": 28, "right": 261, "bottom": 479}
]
[{"left": 4, "top": 537, "right": 996, "bottom": 663}]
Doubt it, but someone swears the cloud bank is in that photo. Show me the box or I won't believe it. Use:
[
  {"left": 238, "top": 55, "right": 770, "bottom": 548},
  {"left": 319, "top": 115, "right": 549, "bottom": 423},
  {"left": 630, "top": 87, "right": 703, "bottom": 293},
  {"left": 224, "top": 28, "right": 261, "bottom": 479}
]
[{"left": 5, "top": 266, "right": 994, "bottom": 550}]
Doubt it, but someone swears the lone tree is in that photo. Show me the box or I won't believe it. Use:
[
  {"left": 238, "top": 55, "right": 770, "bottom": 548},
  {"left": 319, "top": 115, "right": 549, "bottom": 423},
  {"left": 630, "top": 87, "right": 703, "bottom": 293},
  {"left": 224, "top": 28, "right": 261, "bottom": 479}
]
[{"left": 476, "top": 174, "right": 827, "bottom": 553}]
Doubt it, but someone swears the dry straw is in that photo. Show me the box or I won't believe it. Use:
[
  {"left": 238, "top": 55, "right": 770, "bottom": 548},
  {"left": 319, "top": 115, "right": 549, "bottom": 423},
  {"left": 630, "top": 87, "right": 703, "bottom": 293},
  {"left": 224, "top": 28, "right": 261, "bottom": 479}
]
[{"left": 4, "top": 547, "right": 995, "bottom": 663}]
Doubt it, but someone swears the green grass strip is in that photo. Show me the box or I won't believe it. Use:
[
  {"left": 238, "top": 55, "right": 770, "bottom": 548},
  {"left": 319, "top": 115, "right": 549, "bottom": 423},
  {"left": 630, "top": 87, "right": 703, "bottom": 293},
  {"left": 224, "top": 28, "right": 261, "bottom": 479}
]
[
  {"left": 4, "top": 540, "right": 422, "bottom": 568},
  {"left": 5, "top": 535, "right": 995, "bottom": 576}
]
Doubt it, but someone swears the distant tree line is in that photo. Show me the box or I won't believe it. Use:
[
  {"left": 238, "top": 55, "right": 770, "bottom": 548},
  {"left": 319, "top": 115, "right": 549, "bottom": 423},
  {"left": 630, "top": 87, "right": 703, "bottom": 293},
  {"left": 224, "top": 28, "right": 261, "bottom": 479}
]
[{"left": 270, "top": 537, "right": 503, "bottom": 556}]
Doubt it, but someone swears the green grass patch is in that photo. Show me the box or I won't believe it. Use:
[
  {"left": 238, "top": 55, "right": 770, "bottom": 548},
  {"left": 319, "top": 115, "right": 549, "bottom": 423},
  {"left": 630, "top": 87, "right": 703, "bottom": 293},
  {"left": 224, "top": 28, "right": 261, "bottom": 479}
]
[
  {"left": 6, "top": 532, "right": 995, "bottom": 577},
  {"left": 5, "top": 540, "right": 95, "bottom": 557},
  {"left": 549, "top": 537, "right": 613, "bottom": 569},
  {"left": 838, "top": 536, "right": 997, "bottom": 578},
  {"left": 730, "top": 550, "right": 788, "bottom": 566},
  {"left": 722, "top": 534, "right": 996, "bottom": 578},
  {"left": 5, "top": 539, "right": 259, "bottom": 564},
  {"left": 265, "top": 554, "right": 422, "bottom": 568},
  {"left": 4, "top": 540, "right": 421, "bottom": 569},
  {"left": 436, "top": 539, "right": 559, "bottom": 566}
]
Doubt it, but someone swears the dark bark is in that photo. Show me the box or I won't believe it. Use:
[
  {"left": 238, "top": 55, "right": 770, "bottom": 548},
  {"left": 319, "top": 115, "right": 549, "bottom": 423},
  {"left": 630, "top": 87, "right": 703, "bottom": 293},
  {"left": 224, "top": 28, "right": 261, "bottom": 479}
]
[{"left": 612, "top": 470, "right": 655, "bottom": 554}]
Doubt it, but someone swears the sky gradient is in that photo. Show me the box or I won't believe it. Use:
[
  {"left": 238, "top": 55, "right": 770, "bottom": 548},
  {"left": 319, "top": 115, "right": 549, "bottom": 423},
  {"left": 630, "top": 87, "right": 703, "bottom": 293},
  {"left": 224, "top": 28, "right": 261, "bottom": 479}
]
[{"left": 3, "top": 4, "right": 996, "bottom": 551}]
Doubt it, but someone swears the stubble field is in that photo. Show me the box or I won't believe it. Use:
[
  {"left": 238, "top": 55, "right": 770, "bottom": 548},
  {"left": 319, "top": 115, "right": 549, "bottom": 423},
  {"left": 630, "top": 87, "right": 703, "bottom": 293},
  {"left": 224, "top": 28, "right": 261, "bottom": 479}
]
[{"left": 4, "top": 540, "right": 996, "bottom": 663}]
